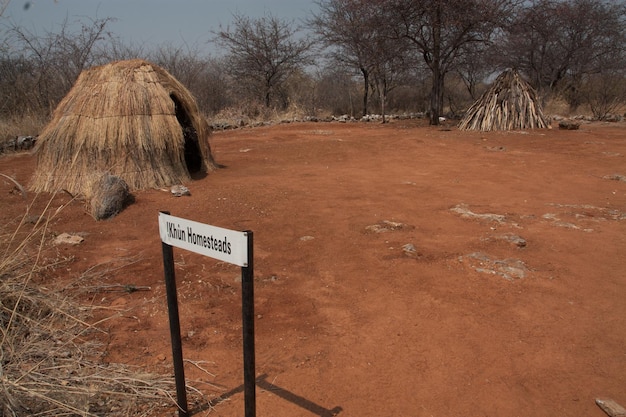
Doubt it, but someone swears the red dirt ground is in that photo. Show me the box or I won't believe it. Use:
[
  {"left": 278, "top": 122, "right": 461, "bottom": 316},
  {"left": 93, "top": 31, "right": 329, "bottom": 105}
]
[{"left": 1, "top": 119, "right": 625, "bottom": 417}]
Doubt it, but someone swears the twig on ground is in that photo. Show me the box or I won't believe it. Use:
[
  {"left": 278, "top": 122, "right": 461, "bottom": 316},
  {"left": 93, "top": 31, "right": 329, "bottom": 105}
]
[{"left": 0, "top": 173, "right": 26, "bottom": 199}]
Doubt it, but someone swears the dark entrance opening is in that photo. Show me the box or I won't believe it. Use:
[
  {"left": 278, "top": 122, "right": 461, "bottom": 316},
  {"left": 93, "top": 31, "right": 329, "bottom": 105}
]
[{"left": 171, "top": 94, "right": 204, "bottom": 176}]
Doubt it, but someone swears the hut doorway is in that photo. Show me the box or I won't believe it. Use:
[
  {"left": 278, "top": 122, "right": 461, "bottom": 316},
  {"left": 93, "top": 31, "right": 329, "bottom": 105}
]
[{"left": 171, "top": 94, "right": 203, "bottom": 175}]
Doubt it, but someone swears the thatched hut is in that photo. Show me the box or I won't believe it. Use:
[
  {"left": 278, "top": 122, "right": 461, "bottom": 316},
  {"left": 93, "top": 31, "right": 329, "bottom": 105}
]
[
  {"left": 458, "top": 69, "right": 549, "bottom": 131},
  {"left": 30, "top": 59, "right": 218, "bottom": 195}
]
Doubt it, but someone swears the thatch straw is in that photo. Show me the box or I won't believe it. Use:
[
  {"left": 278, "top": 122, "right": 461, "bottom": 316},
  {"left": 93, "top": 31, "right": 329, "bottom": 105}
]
[
  {"left": 458, "top": 69, "right": 549, "bottom": 131},
  {"left": 30, "top": 59, "right": 219, "bottom": 195}
]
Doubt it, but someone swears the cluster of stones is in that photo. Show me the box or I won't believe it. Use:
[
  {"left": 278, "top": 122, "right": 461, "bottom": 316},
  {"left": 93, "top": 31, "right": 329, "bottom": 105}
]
[{"left": 210, "top": 112, "right": 427, "bottom": 131}]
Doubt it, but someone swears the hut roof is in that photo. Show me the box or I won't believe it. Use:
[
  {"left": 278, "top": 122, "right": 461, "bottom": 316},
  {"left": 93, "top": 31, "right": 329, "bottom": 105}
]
[
  {"left": 458, "top": 69, "right": 549, "bottom": 131},
  {"left": 30, "top": 59, "right": 218, "bottom": 195}
]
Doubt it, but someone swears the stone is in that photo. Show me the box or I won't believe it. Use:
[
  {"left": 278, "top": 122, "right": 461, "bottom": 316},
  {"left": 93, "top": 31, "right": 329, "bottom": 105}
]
[
  {"left": 495, "top": 233, "right": 527, "bottom": 248},
  {"left": 603, "top": 174, "right": 626, "bottom": 182},
  {"left": 558, "top": 120, "right": 580, "bottom": 130},
  {"left": 171, "top": 184, "right": 191, "bottom": 197},
  {"left": 16, "top": 135, "right": 36, "bottom": 150},
  {"left": 459, "top": 252, "right": 528, "bottom": 280},
  {"left": 366, "top": 220, "right": 412, "bottom": 233},
  {"left": 89, "top": 174, "right": 133, "bottom": 220},
  {"left": 451, "top": 204, "right": 506, "bottom": 223},
  {"left": 596, "top": 398, "right": 626, "bottom": 417},
  {"left": 53, "top": 233, "right": 84, "bottom": 245},
  {"left": 402, "top": 243, "right": 417, "bottom": 257}
]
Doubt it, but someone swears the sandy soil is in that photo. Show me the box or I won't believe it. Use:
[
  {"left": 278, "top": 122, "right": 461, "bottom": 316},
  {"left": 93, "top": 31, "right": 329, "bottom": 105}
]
[{"left": 1, "top": 119, "right": 625, "bottom": 417}]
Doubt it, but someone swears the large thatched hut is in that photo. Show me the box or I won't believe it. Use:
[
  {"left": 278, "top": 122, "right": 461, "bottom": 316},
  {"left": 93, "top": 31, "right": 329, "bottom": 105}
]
[
  {"left": 30, "top": 59, "right": 218, "bottom": 195},
  {"left": 458, "top": 69, "right": 549, "bottom": 131}
]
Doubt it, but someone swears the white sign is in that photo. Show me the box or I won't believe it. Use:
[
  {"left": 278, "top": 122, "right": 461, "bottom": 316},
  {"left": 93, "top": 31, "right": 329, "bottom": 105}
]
[{"left": 159, "top": 213, "right": 249, "bottom": 267}]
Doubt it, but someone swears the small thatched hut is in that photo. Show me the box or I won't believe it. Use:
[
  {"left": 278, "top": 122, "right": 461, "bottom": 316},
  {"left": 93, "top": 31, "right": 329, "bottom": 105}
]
[
  {"left": 458, "top": 69, "right": 549, "bottom": 131},
  {"left": 31, "top": 59, "right": 218, "bottom": 195}
]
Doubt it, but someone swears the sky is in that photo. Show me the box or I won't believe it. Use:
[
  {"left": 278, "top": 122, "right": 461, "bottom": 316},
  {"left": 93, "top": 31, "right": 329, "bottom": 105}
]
[{"left": 3, "top": 0, "right": 317, "bottom": 55}]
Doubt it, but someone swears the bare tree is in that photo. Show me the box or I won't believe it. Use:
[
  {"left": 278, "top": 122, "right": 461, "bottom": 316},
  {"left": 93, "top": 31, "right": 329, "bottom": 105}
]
[
  {"left": 500, "top": 0, "right": 626, "bottom": 111},
  {"left": 191, "top": 56, "right": 233, "bottom": 115},
  {"left": 103, "top": 38, "right": 148, "bottom": 62},
  {"left": 311, "top": 0, "right": 414, "bottom": 120},
  {"left": 213, "top": 12, "right": 314, "bottom": 109},
  {"left": 387, "top": 0, "right": 515, "bottom": 125},
  {"left": 584, "top": 71, "right": 626, "bottom": 120},
  {"left": 150, "top": 44, "right": 231, "bottom": 115},
  {"left": 4, "top": 15, "right": 116, "bottom": 114},
  {"left": 0, "top": 0, "right": 9, "bottom": 17},
  {"left": 581, "top": 45, "right": 626, "bottom": 120},
  {"left": 0, "top": 55, "right": 35, "bottom": 115},
  {"left": 314, "top": 64, "right": 360, "bottom": 116},
  {"left": 311, "top": 0, "right": 378, "bottom": 116},
  {"left": 368, "top": 32, "right": 412, "bottom": 122},
  {"left": 151, "top": 42, "right": 208, "bottom": 91},
  {"left": 454, "top": 42, "right": 496, "bottom": 101}
]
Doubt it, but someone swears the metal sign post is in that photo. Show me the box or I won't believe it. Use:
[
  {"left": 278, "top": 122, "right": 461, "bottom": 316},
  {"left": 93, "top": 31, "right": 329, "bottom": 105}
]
[
  {"left": 158, "top": 211, "right": 256, "bottom": 417},
  {"left": 161, "top": 228, "right": 189, "bottom": 417},
  {"left": 241, "top": 232, "right": 255, "bottom": 417}
]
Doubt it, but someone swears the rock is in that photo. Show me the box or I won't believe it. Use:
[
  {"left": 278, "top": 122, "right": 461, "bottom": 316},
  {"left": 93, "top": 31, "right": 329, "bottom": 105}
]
[
  {"left": 402, "top": 243, "right": 417, "bottom": 256},
  {"left": 495, "top": 233, "right": 527, "bottom": 248},
  {"left": 596, "top": 398, "right": 626, "bottom": 417},
  {"left": 0, "top": 135, "right": 36, "bottom": 154},
  {"left": 53, "top": 233, "right": 84, "bottom": 245},
  {"left": 89, "top": 174, "right": 133, "bottom": 220},
  {"left": 451, "top": 204, "right": 506, "bottom": 223},
  {"left": 558, "top": 120, "right": 580, "bottom": 130},
  {"left": 603, "top": 114, "right": 623, "bottom": 122},
  {"left": 171, "top": 185, "right": 191, "bottom": 197},
  {"left": 366, "top": 220, "right": 412, "bottom": 233},
  {"left": 333, "top": 114, "right": 355, "bottom": 123},
  {"left": 459, "top": 252, "right": 528, "bottom": 280},
  {"left": 16, "top": 135, "right": 36, "bottom": 150},
  {"left": 603, "top": 174, "right": 626, "bottom": 182}
]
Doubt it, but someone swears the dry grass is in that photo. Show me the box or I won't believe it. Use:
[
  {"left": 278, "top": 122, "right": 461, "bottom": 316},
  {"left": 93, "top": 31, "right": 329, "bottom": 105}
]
[
  {"left": 0, "top": 195, "right": 205, "bottom": 416},
  {"left": 211, "top": 100, "right": 316, "bottom": 127},
  {"left": 0, "top": 114, "right": 47, "bottom": 143}
]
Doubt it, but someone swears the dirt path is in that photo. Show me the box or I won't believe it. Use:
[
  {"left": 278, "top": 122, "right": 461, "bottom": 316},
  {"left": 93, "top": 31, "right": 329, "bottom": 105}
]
[{"left": 1, "top": 119, "right": 625, "bottom": 417}]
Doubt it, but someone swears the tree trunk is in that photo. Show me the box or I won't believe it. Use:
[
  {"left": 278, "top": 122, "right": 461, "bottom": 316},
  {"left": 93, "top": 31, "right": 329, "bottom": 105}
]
[
  {"left": 348, "top": 89, "right": 354, "bottom": 118},
  {"left": 430, "top": 66, "right": 444, "bottom": 125},
  {"left": 361, "top": 68, "right": 369, "bottom": 117},
  {"left": 428, "top": 3, "right": 443, "bottom": 126},
  {"left": 265, "top": 76, "right": 272, "bottom": 107},
  {"left": 265, "top": 90, "right": 271, "bottom": 108},
  {"left": 381, "top": 93, "right": 387, "bottom": 123},
  {"left": 378, "top": 79, "right": 387, "bottom": 124}
]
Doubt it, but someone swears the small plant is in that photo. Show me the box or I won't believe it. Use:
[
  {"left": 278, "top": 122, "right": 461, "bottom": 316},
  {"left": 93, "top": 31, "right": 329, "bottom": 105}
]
[{"left": 584, "top": 73, "right": 626, "bottom": 121}]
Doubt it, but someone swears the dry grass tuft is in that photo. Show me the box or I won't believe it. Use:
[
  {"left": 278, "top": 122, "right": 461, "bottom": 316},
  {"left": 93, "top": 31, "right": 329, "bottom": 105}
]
[{"left": 0, "top": 196, "right": 203, "bottom": 416}]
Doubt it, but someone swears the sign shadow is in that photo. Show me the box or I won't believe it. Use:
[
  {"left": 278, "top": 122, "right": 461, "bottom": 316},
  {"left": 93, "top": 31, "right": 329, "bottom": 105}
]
[{"left": 191, "top": 374, "right": 343, "bottom": 416}]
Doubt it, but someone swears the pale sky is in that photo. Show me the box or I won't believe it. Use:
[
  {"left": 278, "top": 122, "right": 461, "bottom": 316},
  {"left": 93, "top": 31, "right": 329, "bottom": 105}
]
[{"left": 3, "top": 0, "right": 317, "bottom": 55}]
